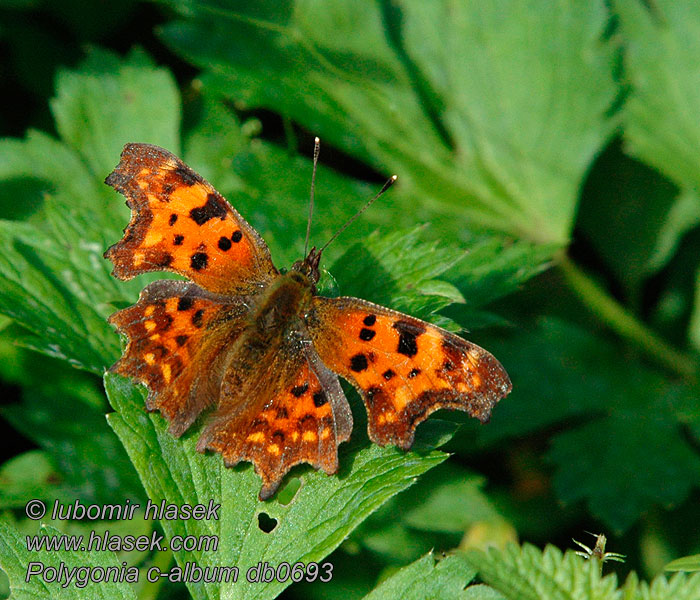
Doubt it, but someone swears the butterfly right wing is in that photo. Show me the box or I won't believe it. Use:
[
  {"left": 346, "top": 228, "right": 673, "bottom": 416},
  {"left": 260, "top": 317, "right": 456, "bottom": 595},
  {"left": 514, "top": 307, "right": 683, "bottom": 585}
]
[{"left": 109, "top": 280, "right": 253, "bottom": 436}]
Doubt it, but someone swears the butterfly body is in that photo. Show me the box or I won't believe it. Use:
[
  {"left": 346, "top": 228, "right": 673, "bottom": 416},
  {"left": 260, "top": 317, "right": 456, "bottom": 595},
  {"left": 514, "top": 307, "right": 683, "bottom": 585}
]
[{"left": 105, "top": 143, "right": 511, "bottom": 500}]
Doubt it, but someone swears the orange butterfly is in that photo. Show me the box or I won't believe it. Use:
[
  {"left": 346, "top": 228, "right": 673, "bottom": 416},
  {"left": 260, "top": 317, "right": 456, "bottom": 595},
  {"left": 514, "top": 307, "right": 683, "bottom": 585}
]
[{"left": 105, "top": 142, "right": 512, "bottom": 500}]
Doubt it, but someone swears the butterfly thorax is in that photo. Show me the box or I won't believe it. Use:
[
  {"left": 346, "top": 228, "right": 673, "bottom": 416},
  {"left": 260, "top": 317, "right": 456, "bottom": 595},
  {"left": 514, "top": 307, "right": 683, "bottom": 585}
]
[{"left": 249, "top": 269, "right": 314, "bottom": 337}]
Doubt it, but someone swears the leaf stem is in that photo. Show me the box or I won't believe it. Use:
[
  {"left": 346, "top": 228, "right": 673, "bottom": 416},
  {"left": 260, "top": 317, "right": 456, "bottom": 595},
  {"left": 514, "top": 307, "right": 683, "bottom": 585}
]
[
  {"left": 559, "top": 254, "right": 697, "bottom": 381},
  {"left": 137, "top": 548, "right": 173, "bottom": 600}
]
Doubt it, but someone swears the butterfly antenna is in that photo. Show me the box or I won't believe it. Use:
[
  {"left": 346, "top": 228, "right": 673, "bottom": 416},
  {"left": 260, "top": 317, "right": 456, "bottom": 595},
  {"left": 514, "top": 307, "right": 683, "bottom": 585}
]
[
  {"left": 304, "top": 137, "right": 321, "bottom": 256},
  {"left": 318, "top": 174, "right": 397, "bottom": 254}
]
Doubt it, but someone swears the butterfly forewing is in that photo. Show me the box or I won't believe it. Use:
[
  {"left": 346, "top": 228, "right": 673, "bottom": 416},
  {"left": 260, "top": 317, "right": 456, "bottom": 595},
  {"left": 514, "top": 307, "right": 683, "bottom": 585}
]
[
  {"left": 105, "top": 143, "right": 277, "bottom": 294},
  {"left": 307, "top": 296, "right": 512, "bottom": 449}
]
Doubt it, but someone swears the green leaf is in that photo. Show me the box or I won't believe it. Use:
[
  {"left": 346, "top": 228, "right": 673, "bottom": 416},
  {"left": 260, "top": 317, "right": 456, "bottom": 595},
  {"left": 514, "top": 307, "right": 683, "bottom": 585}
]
[
  {"left": 549, "top": 407, "right": 700, "bottom": 533},
  {"left": 647, "top": 190, "right": 700, "bottom": 273},
  {"left": 616, "top": 1, "right": 700, "bottom": 193},
  {"left": 464, "top": 543, "right": 620, "bottom": 600},
  {"left": 353, "top": 463, "right": 509, "bottom": 565},
  {"left": 465, "top": 318, "right": 700, "bottom": 532},
  {"left": 687, "top": 268, "right": 700, "bottom": 353},
  {"left": 666, "top": 554, "right": 700, "bottom": 573},
  {"left": 622, "top": 571, "right": 700, "bottom": 600},
  {"left": 0, "top": 519, "right": 137, "bottom": 600},
  {"left": 0, "top": 451, "right": 58, "bottom": 509},
  {"left": 51, "top": 46, "right": 180, "bottom": 177},
  {"left": 160, "top": 0, "right": 618, "bottom": 244},
  {"left": 2, "top": 385, "right": 143, "bottom": 504},
  {"left": 0, "top": 49, "right": 182, "bottom": 373},
  {"left": 578, "top": 143, "right": 679, "bottom": 298},
  {"left": 331, "top": 227, "right": 466, "bottom": 327},
  {"left": 105, "top": 372, "right": 452, "bottom": 600},
  {"left": 362, "top": 552, "right": 478, "bottom": 600}
]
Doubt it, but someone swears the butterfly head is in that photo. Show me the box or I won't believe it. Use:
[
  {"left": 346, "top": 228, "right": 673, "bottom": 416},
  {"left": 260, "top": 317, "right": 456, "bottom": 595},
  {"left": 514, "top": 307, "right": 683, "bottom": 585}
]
[{"left": 291, "top": 246, "right": 322, "bottom": 287}]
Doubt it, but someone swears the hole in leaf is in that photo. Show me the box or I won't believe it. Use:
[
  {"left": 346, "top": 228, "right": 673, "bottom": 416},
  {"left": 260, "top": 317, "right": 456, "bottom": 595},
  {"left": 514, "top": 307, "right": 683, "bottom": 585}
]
[{"left": 257, "top": 512, "right": 277, "bottom": 533}]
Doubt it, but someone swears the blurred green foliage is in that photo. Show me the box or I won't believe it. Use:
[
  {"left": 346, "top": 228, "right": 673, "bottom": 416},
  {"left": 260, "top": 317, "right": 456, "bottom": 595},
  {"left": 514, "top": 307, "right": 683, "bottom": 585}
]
[{"left": 1, "top": 1, "right": 700, "bottom": 599}]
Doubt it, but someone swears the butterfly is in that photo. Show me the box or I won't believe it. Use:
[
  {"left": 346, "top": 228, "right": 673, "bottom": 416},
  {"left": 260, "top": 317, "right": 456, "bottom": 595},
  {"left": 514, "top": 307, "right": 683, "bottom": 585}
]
[{"left": 105, "top": 141, "right": 512, "bottom": 500}]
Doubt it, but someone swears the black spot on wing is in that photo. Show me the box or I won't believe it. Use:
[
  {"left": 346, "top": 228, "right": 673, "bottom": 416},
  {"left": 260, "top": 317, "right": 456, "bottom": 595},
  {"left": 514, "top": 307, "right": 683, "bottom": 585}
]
[
  {"left": 383, "top": 369, "right": 395, "bottom": 380},
  {"left": 169, "top": 213, "right": 178, "bottom": 226},
  {"left": 177, "top": 297, "right": 193, "bottom": 311},
  {"left": 192, "top": 309, "right": 204, "bottom": 328},
  {"left": 350, "top": 353, "right": 368, "bottom": 372},
  {"left": 363, "top": 314, "right": 376, "bottom": 326},
  {"left": 232, "top": 230, "right": 243, "bottom": 243},
  {"left": 393, "top": 320, "right": 425, "bottom": 357},
  {"left": 291, "top": 383, "right": 309, "bottom": 397},
  {"left": 218, "top": 236, "right": 232, "bottom": 251},
  {"left": 190, "top": 252, "right": 208, "bottom": 270},
  {"left": 408, "top": 368, "right": 421, "bottom": 378},
  {"left": 175, "top": 335, "right": 188, "bottom": 347},
  {"left": 189, "top": 194, "right": 227, "bottom": 225},
  {"left": 313, "top": 391, "right": 327, "bottom": 407},
  {"left": 359, "top": 328, "right": 376, "bottom": 341},
  {"left": 174, "top": 234, "right": 184, "bottom": 245}
]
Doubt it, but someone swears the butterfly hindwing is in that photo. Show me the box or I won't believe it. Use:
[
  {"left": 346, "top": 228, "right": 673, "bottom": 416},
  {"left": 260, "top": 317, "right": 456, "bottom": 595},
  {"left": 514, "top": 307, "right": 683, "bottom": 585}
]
[
  {"left": 196, "top": 340, "right": 353, "bottom": 500},
  {"left": 105, "top": 143, "right": 278, "bottom": 294},
  {"left": 109, "top": 280, "right": 252, "bottom": 436},
  {"left": 307, "top": 296, "right": 512, "bottom": 449}
]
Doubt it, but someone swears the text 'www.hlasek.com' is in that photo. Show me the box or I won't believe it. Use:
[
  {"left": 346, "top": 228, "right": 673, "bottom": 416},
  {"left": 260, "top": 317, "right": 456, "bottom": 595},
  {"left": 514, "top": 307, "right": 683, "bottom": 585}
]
[{"left": 23, "top": 499, "right": 333, "bottom": 588}]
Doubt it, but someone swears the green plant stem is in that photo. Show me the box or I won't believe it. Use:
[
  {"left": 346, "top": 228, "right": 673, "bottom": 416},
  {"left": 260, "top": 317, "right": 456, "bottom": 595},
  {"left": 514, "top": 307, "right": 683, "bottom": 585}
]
[
  {"left": 138, "top": 548, "right": 173, "bottom": 600},
  {"left": 559, "top": 254, "right": 697, "bottom": 381}
]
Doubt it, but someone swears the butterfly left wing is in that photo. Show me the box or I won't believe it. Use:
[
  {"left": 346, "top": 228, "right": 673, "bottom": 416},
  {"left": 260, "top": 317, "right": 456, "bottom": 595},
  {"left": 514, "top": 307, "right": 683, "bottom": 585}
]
[
  {"left": 109, "top": 280, "right": 252, "bottom": 436},
  {"left": 105, "top": 143, "right": 278, "bottom": 294},
  {"left": 307, "top": 296, "right": 511, "bottom": 450}
]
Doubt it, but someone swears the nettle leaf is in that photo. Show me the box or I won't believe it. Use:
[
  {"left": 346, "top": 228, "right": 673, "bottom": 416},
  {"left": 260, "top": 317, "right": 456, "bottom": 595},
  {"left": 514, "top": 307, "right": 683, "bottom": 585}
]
[
  {"left": 0, "top": 519, "right": 137, "bottom": 600},
  {"left": 464, "top": 543, "right": 620, "bottom": 600},
  {"left": 361, "top": 552, "right": 479, "bottom": 600},
  {"left": 105, "top": 372, "right": 452, "bottom": 600},
  {"left": 161, "top": 0, "right": 617, "bottom": 245},
  {"left": 622, "top": 571, "right": 700, "bottom": 600},
  {"left": 331, "top": 227, "right": 465, "bottom": 328},
  {"left": 615, "top": 1, "right": 700, "bottom": 193},
  {"left": 444, "top": 237, "right": 556, "bottom": 329},
  {"left": 50, "top": 46, "right": 181, "bottom": 177}
]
